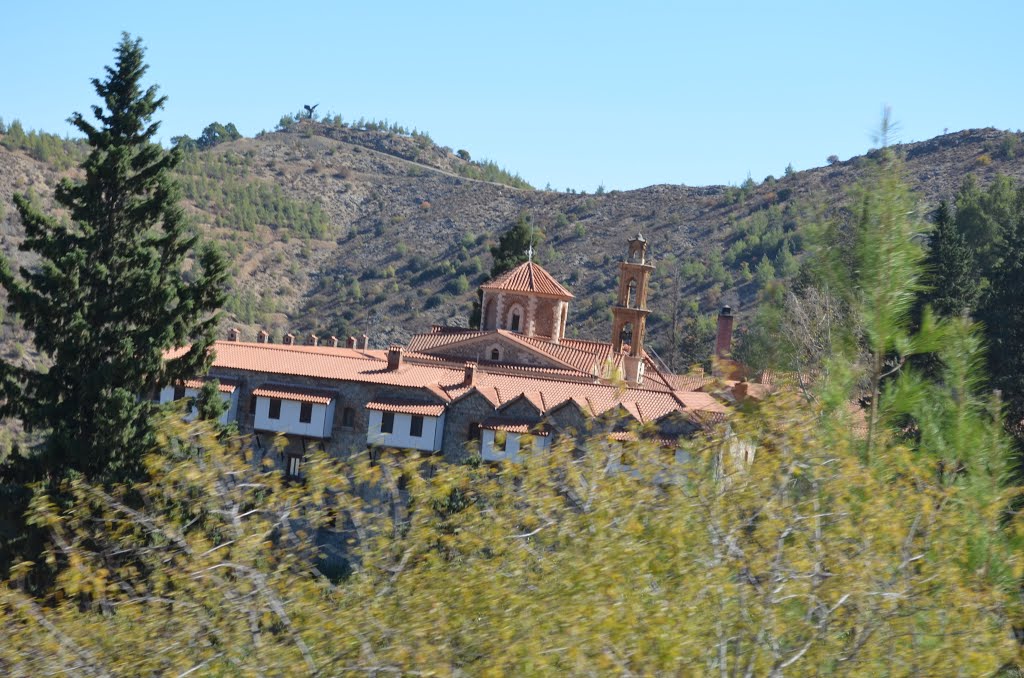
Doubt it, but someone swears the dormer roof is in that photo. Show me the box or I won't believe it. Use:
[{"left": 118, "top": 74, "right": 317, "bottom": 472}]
[{"left": 480, "top": 261, "right": 574, "bottom": 299}]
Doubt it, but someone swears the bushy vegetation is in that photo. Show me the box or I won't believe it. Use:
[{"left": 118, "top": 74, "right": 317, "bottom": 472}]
[
  {"left": 455, "top": 157, "right": 533, "bottom": 189},
  {"left": 0, "top": 120, "right": 88, "bottom": 170},
  {"left": 176, "top": 150, "right": 330, "bottom": 239}
]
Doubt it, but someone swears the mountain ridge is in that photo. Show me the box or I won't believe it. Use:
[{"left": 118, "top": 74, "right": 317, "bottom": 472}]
[{"left": 2, "top": 120, "right": 1023, "bottom": 370}]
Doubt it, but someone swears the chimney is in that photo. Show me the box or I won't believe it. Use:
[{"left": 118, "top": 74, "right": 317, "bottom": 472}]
[
  {"left": 329, "top": 335, "right": 339, "bottom": 347},
  {"left": 464, "top": 361, "right": 477, "bottom": 386},
  {"left": 387, "top": 345, "right": 404, "bottom": 371},
  {"left": 715, "top": 306, "right": 734, "bottom": 358},
  {"left": 306, "top": 333, "right": 319, "bottom": 346},
  {"left": 284, "top": 333, "right": 296, "bottom": 346},
  {"left": 227, "top": 327, "right": 241, "bottom": 342},
  {"left": 346, "top": 336, "right": 357, "bottom": 349},
  {"left": 360, "top": 334, "right": 369, "bottom": 350},
  {"left": 256, "top": 329, "right": 269, "bottom": 344}
]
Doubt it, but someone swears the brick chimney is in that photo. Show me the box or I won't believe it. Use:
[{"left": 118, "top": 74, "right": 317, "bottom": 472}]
[
  {"left": 346, "top": 336, "right": 357, "bottom": 349},
  {"left": 464, "top": 361, "right": 477, "bottom": 386},
  {"left": 256, "top": 329, "right": 269, "bottom": 344},
  {"left": 360, "top": 334, "right": 369, "bottom": 350},
  {"left": 715, "top": 306, "right": 734, "bottom": 358},
  {"left": 284, "top": 333, "right": 296, "bottom": 346},
  {"left": 227, "top": 327, "right": 241, "bottom": 342},
  {"left": 387, "top": 345, "right": 404, "bottom": 371},
  {"left": 306, "top": 333, "right": 318, "bottom": 346},
  {"left": 329, "top": 335, "right": 339, "bottom": 347}
]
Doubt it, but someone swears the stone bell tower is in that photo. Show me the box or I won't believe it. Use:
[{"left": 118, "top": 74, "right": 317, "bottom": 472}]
[{"left": 610, "top": 234, "right": 655, "bottom": 383}]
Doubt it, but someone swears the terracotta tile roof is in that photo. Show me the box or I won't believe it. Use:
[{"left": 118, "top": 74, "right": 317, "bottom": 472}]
[
  {"left": 208, "top": 341, "right": 466, "bottom": 390},
  {"left": 252, "top": 384, "right": 335, "bottom": 404},
  {"left": 671, "top": 373, "right": 713, "bottom": 392},
  {"left": 184, "top": 340, "right": 728, "bottom": 429},
  {"left": 480, "top": 261, "right": 574, "bottom": 299},
  {"left": 480, "top": 416, "right": 550, "bottom": 435},
  {"left": 182, "top": 378, "right": 237, "bottom": 393},
  {"left": 406, "top": 330, "right": 490, "bottom": 353},
  {"left": 365, "top": 399, "right": 446, "bottom": 417}
]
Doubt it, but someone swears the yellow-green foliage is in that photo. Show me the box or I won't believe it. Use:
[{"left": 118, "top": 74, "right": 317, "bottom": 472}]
[{"left": 1, "top": 397, "right": 1019, "bottom": 676}]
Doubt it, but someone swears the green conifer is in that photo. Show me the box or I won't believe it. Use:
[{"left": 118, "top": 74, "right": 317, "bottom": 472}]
[
  {"left": 920, "top": 200, "right": 979, "bottom": 318},
  {"left": 0, "top": 33, "right": 226, "bottom": 485}
]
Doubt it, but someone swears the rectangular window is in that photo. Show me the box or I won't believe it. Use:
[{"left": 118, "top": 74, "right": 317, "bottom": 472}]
[
  {"left": 173, "top": 384, "right": 186, "bottom": 400},
  {"left": 286, "top": 454, "right": 302, "bottom": 479},
  {"left": 269, "top": 398, "right": 282, "bottom": 420},
  {"left": 299, "top": 402, "right": 313, "bottom": 423},
  {"left": 510, "top": 313, "right": 521, "bottom": 332},
  {"left": 342, "top": 407, "right": 355, "bottom": 428},
  {"left": 468, "top": 422, "right": 481, "bottom": 441},
  {"left": 410, "top": 415, "right": 424, "bottom": 437},
  {"left": 381, "top": 411, "right": 394, "bottom": 434}
]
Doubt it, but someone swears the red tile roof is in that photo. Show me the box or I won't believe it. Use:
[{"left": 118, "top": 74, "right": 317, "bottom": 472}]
[
  {"left": 365, "top": 399, "right": 446, "bottom": 417},
  {"left": 182, "top": 378, "right": 237, "bottom": 393},
  {"left": 185, "top": 340, "right": 728, "bottom": 427},
  {"left": 480, "top": 261, "right": 574, "bottom": 299},
  {"left": 480, "top": 416, "right": 550, "bottom": 435},
  {"left": 252, "top": 384, "right": 335, "bottom": 404}
]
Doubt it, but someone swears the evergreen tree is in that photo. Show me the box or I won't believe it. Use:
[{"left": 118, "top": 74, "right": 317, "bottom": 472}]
[
  {"left": 979, "top": 212, "right": 1024, "bottom": 436},
  {"left": 919, "top": 200, "right": 979, "bottom": 318},
  {"left": 488, "top": 212, "right": 544, "bottom": 279},
  {"left": 0, "top": 33, "right": 226, "bottom": 486}
]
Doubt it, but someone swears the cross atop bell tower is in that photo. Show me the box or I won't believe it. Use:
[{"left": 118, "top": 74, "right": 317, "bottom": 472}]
[{"left": 611, "top": 234, "right": 655, "bottom": 383}]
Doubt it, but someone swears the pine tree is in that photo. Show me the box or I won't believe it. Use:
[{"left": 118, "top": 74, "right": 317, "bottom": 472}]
[
  {"left": 0, "top": 34, "right": 226, "bottom": 485},
  {"left": 979, "top": 213, "right": 1024, "bottom": 437},
  {"left": 919, "top": 200, "right": 979, "bottom": 318}
]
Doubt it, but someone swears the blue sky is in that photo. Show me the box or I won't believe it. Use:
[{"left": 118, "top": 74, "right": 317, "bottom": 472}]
[{"left": 2, "top": 1, "right": 1021, "bottom": 191}]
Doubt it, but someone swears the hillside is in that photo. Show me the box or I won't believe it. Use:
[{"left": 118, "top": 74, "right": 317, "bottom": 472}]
[{"left": 2, "top": 119, "right": 1024, "bottom": 370}]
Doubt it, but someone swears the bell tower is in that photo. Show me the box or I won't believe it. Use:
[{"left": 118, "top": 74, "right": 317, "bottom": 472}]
[{"left": 611, "top": 234, "right": 655, "bottom": 382}]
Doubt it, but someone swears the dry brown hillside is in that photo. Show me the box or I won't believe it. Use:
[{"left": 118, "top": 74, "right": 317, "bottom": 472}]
[{"left": 2, "top": 121, "right": 1023, "bottom": 370}]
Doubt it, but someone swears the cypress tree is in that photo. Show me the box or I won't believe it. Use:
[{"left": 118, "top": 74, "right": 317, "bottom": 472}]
[{"left": 0, "top": 33, "right": 226, "bottom": 486}]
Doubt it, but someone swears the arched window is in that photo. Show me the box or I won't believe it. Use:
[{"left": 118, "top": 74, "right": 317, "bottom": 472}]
[
  {"left": 506, "top": 304, "right": 525, "bottom": 333},
  {"left": 619, "top": 322, "right": 634, "bottom": 347},
  {"left": 490, "top": 348, "right": 500, "bottom": 361},
  {"left": 483, "top": 298, "right": 496, "bottom": 330},
  {"left": 626, "top": 279, "right": 638, "bottom": 308}
]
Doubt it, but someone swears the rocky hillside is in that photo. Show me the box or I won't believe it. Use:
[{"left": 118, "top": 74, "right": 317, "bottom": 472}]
[{"left": 2, "top": 120, "right": 1023, "bottom": 370}]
